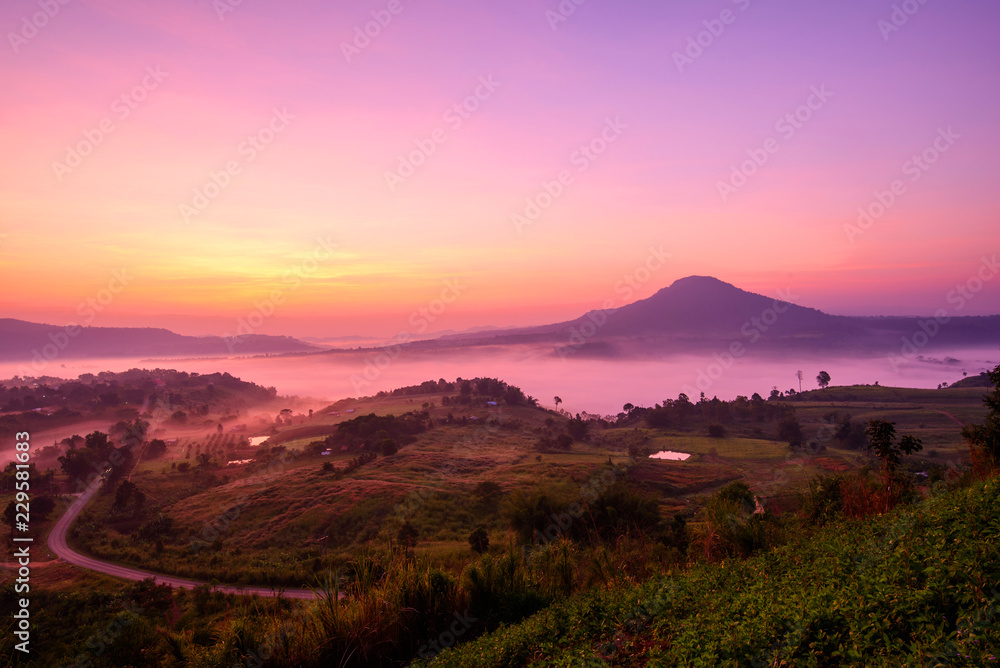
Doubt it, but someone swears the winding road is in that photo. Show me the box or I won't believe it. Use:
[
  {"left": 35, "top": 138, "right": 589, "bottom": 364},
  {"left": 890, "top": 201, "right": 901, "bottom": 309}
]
[{"left": 47, "top": 475, "right": 318, "bottom": 599}]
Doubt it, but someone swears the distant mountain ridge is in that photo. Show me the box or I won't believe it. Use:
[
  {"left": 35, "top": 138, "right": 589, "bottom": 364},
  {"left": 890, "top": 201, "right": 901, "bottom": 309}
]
[
  {"left": 404, "top": 276, "right": 1000, "bottom": 356},
  {"left": 4, "top": 276, "right": 998, "bottom": 365},
  {"left": 0, "top": 319, "right": 320, "bottom": 366}
]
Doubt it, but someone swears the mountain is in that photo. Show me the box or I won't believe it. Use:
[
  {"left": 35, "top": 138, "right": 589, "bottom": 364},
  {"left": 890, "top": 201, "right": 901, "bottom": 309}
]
[
  {"left": 0, "top": 319, "right": 320, "bottom": 365},
  {"left": 532, "top": 276, "right": 843, "bottom": 337},
  {"left": 403, "top": 276, "right": 1000, "bottom": 357}
]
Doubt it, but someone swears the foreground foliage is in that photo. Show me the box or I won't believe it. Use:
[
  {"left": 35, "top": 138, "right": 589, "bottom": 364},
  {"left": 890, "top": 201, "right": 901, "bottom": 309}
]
[{"left": 420, "top": 476, "right": 1000, "bottom": 667}]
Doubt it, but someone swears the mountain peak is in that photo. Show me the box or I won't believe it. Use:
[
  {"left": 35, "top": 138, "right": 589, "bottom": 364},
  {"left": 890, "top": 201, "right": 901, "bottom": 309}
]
[
  {"left": 663, "top": 275, "right": 742, "bottom": 294},
  {"left": 582, "top": 275, "right": 828, "bottom": 337},
  {"left": 669, "top": 275, "right": 731, "bottom": 287}
]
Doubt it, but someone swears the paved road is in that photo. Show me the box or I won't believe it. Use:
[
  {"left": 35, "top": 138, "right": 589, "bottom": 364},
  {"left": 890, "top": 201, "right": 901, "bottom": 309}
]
[{"left": 48, "top": 475, "right": 318, "bottom": 599}]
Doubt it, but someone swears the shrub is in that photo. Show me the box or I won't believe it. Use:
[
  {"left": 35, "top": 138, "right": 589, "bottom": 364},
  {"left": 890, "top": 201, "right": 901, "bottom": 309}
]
[
  {"left": 463, "top": 551, "right": 548, "bottom": 626},
  {"left": 703, "top": 481, "right": 778, "bottom": 559},
  {"left": 468, "top": 526, "right": 490, "bottom": 554},
  {"left": 566, "top": 417, "right": 589, "bottom": 442},
  {"left": 380, "top": 438, "right": 399, "bottom": 456},
  {"left": 802, "top": 474, "right": 845, "bottom": 525}
]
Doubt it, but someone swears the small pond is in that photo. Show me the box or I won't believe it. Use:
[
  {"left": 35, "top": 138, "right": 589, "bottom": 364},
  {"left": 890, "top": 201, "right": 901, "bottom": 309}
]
[{"left": 648, "top": 450, "right": 691, "bottom": 461}]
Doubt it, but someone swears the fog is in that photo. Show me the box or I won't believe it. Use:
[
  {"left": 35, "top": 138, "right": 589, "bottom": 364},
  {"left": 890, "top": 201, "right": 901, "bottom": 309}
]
[{"left": 3, "top": 344, "right": 996, "bottom": 416}]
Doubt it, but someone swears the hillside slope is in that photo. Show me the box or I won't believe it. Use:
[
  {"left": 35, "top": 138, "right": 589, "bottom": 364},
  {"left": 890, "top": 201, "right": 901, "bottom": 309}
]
[{"left": 422, "top": 477, "right": 1000, "bottom": 667}]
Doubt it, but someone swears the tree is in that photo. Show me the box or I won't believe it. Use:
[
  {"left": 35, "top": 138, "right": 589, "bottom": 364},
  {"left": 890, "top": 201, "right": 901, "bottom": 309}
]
[
  {"left": 796, "top": 370, "right": 803, "bottom": 393},
  {"left": 3, "top": 497, "right": 56, "bottom": 526},
  {"left": 817, "top": 371, "right": 831, "bottom": 390},
  {"left": 380, "top": 438, "right": 398, "bottom": 456},
  {"left": 778, "top": 417, "right": 804, "bottom": 448},
  {"left": 58, "top": 447, "right": 96, "bottom": 482},
  {"left": 85, "top": 431, "right": 114, "bottom": 459},
  {"left": 474, "top": 481, "right": 504, "bottom": 512},
  {"left": 554, "top": 396, "right": 562, "bottom": 408},
  {"left": 113, "top": 480, "right": 145, "bottom": 515},
  {"left": 961, "top": 364, "right": 1000, "bottom": 467},
  {"left": 623, "top": 403, "right": 634, "bottom": 413},
  {"left": 116, "top": 418, "right": 149, "bottom": 447},
  {"left": 468, "top": 526, "right": 489, "bottom": 554},
  {"left": 566, "top": 416, "right": 588, "bottom": 441},
  {"left": 146, "top": 439, "right": 167, "bottom": 459},
  {"left": 866, "top": 419, "right": 922, "bottom": 508}
]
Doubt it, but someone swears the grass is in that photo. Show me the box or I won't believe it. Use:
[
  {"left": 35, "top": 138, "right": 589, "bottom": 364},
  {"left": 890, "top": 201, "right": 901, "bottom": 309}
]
[
  {"left": 418, "top": 475, "right": 1000, "bottom": 667},
  {"left": 645, "top": 433, "right": 790, "bottom": 460}
]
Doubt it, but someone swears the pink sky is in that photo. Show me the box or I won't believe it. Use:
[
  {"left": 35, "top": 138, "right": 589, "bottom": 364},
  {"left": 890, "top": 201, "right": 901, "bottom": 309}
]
[{"left": 1, "top": 0, "right": 998, "bottom": 339}]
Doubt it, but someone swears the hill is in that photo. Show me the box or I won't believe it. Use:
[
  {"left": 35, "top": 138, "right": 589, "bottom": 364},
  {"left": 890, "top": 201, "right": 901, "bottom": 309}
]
[
  {"left": 5, "top": 373, "right": 995, "bottom": 666},
  {"left": 0, "top": 318, "right": 319, "bottom": 364}
]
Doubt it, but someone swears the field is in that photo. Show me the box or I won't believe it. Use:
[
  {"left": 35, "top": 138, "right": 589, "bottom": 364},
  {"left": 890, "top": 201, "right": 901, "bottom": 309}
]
[
  {"left": 1, "top": 373, "right": 995, "bottom": 666},
  {"left": 11, "top": 381, "right": 989, "bottom": 588}
]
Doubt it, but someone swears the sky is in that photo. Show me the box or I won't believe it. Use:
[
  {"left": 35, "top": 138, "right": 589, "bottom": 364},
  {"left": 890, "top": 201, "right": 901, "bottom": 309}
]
[{"left": 1, "top": 0, "right": 998, "bottom": 339}]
